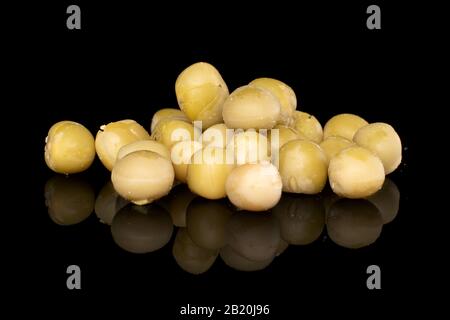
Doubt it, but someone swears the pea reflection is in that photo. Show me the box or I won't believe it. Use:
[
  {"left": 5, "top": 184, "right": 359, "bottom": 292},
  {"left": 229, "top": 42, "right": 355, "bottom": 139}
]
[
  {"left": 45, "top": 174, "right": 400, "bottom": 273},
  {"left": 220, "top": 245, "right": 274, "bottom": 272},
  {"left": 276, "top": 239, "right": 289, "bottom": 256},
  {"left": 172, "top": 228, "right": 218, "bottom": 275},
  {"left": 326, "top": 199, "right": 383, "bottom": 249},
  {"left": 367, "top": 178, "right": 400, "bottom": 224},
  {"left": 186, "top": 198, "right": 233, "bottom": 250},
  {"left": 226, "top": 212, "right": 280, "bottom": 262},
  {"left": 111, "top": 204, "right": 173, "bottom": 254},
  {"left": 273, "top": 194, "right": 325, "bottom": 245},
  {"left": 322, "top": 185, "right": 341, "bottom": 215},
  {"left": 44, "top": 175, "right": 95, "bottom": 225},
  {"left": 158, "top": 184, "right": 196, "bottom": 227},
  {"left": 94, "top": 181, "right": 129, "bottom": 225}
]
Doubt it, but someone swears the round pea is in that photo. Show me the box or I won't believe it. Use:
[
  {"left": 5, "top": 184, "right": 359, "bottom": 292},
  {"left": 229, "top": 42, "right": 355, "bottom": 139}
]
[
  {"left": 225, "top": 162, "right": 282, "bottom": 211},
  {"left": 95, "top": 119, "right": 150, "bottom": 171},
  {"left": 249, "top": 78, "right": 296, "bottom": 126},
  {"left": 279, "top": 139, "right": 328, "bottom": 194},
  {"left": 187, "top": 147, "right": 234, "bottom": 200},
  {"left": 353, "top": 122, "right": 402, "bottom": 174},
  {"left": 323, "top": 113, "right": 368, "bottom": 140},
  {"left": 222, "top": 85, "right": 281, "bottom": 129},
  {"left": 175, "top": 62, "right": 229, "bottom": 129},
  {"left": 328, "top": 146, "right": 385, "bottom": 198},
  {"left": 44, "top": 121, "right": 95, "bottom": 174},
  {"left": 291, "top": 111, "right": 323, "bottom": 143},
  {"left": 111, "top": 150, "right": 174, "bottom": 205}
]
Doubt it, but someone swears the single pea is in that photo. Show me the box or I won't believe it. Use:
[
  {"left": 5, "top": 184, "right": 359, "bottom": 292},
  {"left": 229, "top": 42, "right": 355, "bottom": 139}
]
[
  {"left": 220, "top": 245, "right": 274, "bottom": 272},
  {"left": 44, "top": 121, "right": 95, "bottom": 174},
  {"left": 170, "top": 140, "right": 203, "bottom": 183},
  {"left": 172, "top": 228, "right": 219, "bottom": 275},
  {"left": 111, "top": 150, "right": 175, "bottom": 205},
  {"left": 225, "top": 162, "right": 282, "bottom": 211},
  {"left": 273, "top": 194, "right": 325, "bottom": 245},
  {"left": 111, "top": 204, "right": 173, "bottom": 254},
  {"left": 249, "top": 78, "right": 297, "bottom": 126},
  {"left": 279, "top": 139, "right": 328, "bottom": 194},
  {"left": 328, "top": 146, "right": 385, "bottom": 198},
  {"left": 94, "top": 181, "right": 129, "bottom": 225},
  {"left": 151, "top": 118, "right": 201, "bottom": 150},
  {"left": 291, "top": 111, "right": 323, "bottom": 143},
  {"left": 44, "top": 175, "right": 95, "bottom": 225},
  {"left": 175, "top": 62, "right": 229, "bottom": 129},
  {"left": 95, "top": 119, "right": 150, "bottom": 171},
  {"left": 353, "top": 122, "right": 402, "bottom": 174},
  {"left": 186, "top": 198, "right": 233, "bottom": 250},
  {"left": 226, "top": 213, "right": 280, "bottom": 262},
  {"left": 150, "top": 108, "right": 189, "bottom": 132},
  {"left": 326, "top": 199, "right": 383, "bottom": 249},
  {"left": 319, "top": 136, "right": 354, "bottom": 165},
  {"left": 323, "top": 113, "right": 368, "bottom": 140},
  {"left": 187, "top": 147, "right": 235, "bottom": 200},
  {"left": 117, "top": 139, "right": 170, "bottom": 161},
  {"left": 222, "top": 85, "right": 281, "bottom": 129}
]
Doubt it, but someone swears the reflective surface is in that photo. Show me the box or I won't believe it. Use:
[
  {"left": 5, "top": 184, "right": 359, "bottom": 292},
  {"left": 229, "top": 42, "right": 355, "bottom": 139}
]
[{"left": 44, "top": 176, "right": 400, "bottom": 274}]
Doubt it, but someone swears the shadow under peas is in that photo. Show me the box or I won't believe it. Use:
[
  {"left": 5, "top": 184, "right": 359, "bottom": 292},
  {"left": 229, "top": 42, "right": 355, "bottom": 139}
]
[{"left": 44, "top": 175, "right": 400, "bottom": 274}]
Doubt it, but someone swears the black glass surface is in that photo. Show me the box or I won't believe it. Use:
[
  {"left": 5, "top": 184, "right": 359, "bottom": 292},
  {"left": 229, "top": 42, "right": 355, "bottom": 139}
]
[{"left": 44, "top": 177, "right": 401, "bottom": 273}]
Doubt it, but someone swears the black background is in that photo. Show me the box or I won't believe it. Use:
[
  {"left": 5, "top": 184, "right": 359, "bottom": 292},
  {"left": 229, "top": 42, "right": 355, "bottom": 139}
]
[{"left": 9, "top": 0, "right": 430, "bottom": 317}]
